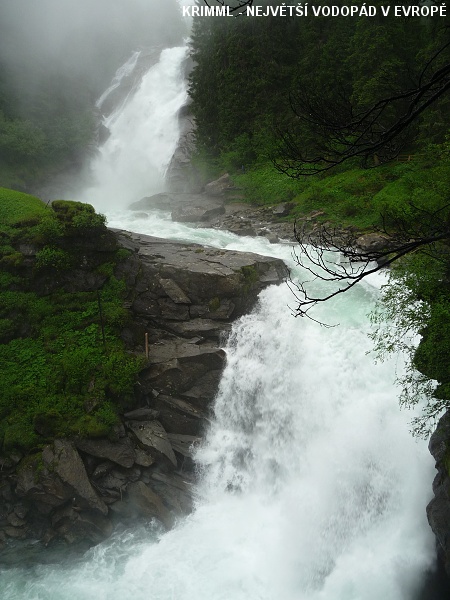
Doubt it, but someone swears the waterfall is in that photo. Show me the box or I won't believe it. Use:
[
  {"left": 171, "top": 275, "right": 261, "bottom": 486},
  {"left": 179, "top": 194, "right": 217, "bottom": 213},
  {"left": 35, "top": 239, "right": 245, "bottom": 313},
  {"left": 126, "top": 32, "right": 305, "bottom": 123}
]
[
  {"left": 2, "top": 37, "right": 439, "bottom": 600},
  {"left": 0, "top": 228, "right": 436, "bottom": 599},
  {"left": 80, "top": 45, "right": 188, "bottom": 212},
  {"left": 95, "top": 50, "right": 141, "bottom": 111}
]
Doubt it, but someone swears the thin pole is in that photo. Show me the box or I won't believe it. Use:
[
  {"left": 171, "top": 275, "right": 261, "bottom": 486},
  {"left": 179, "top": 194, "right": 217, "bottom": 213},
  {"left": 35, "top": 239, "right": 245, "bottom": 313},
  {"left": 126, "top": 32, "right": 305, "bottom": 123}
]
[{"left": 97, "top": 290, "right": 106, "bottom": 351}]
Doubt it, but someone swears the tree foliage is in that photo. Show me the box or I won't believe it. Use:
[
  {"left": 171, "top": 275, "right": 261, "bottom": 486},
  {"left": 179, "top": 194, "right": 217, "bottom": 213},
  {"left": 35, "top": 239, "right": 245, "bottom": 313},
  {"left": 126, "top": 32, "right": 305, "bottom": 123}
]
[
  {"left": 189, "top": 1, "right": 450, "bottom": 171},
  {"left": 189, "top": 8, "right": 450, "bottom": 434}
]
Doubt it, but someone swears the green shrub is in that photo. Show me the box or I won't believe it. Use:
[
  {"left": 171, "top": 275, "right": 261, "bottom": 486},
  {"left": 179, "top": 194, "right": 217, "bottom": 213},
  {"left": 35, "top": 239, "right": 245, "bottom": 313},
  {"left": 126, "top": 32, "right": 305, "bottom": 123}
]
[
  {"left": 35, "top": 246, "right": 71, "bottom": 271},
  {"left": 0, "top": 191, "right": 142, "bottom": 452},
  {"left": 51, "top": 200, "right": 106, "bottom": 235}
]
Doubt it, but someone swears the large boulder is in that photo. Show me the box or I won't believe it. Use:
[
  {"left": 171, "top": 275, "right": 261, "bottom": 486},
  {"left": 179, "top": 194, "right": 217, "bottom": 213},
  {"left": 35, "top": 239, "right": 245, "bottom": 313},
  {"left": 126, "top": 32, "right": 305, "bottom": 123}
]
[
  {"left": 126, "top": 420, "right": 177, "bottom": 467},
  {"left": 17, "top": 440, "right": 107, "bottom": 517},
  {"left": 42, "top": 440, "right": 108, "bottom": 516},
  {"left": 74, "top": 438, "right": 136, "bottom": 469},
  {"left": 204, "top": 173, "right": 234, "bottom": 196},
  {"left": 114, "top": 231, "right": 287, "bottom": 323},
  {"left": 171, "top": 196, "right": 225, "bottom": 223}
]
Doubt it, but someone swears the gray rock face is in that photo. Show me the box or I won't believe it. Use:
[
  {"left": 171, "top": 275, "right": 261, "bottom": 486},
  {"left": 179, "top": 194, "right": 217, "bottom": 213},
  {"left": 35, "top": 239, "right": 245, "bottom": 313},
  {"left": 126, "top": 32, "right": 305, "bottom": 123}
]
[
  {"left": 272, "top": 202, "right": 294, "bottom": 217},
  {"left": 75, "top": 438, "right": 136, "bottom": 469},
  {"left": 428, "top": 413, "right": 450, "bottom": 576},
  {"left": 41, "top": 440, "right": 108, "bottom": 516},
  {"left": 355, "top": 233, "right": 394, "bottom": 253},
  {"left": 130, "top": 193, "right": 173, "bottom": 211},
  {"left": 116, "top": 231, "right": 286, "bottom": 319},
  {"left": 1, "top": 228, "right": 287, "bottom": 553},
  {"left": 204, "top": 173, "right": 234, "bottom": 196},
  {"left": 171, "top": 196, "right": 225, "bottom": 223},
  {"left": 126, "top": 420, "right": 177, "bottom": 467},
  {"left": 117, "top": 481, "right": 174, "bottom": 529}
]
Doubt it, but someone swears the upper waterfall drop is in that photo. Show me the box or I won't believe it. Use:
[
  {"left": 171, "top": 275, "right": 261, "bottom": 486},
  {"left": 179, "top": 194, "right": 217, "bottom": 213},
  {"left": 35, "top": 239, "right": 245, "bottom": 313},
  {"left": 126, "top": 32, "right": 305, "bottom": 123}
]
[
  {"left": 95, "top": 50, "right": 141, "bottom": 111},
  {"left": 81, "top": 45, "right": 188, "bottom": 212}
]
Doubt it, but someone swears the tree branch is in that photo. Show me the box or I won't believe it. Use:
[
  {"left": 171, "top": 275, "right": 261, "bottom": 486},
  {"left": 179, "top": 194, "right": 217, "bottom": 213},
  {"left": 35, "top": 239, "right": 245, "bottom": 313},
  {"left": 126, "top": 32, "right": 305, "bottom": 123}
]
[
  {"left": 290, "top": 208, "right": 450, "bottom": 321},
  {"left": 274, "top": 41, "right": 450, "bottom": 177}
]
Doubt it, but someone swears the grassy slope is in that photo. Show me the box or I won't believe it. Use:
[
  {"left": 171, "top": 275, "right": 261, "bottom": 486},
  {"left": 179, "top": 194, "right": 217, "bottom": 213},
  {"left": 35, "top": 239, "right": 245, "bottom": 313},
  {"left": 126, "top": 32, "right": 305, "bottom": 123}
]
[
  {"left": 0, "top": 188, "right": 142, "bottom": 454},
  {"left": 230, "top": 148, "right": 450, "bottom": 231}
]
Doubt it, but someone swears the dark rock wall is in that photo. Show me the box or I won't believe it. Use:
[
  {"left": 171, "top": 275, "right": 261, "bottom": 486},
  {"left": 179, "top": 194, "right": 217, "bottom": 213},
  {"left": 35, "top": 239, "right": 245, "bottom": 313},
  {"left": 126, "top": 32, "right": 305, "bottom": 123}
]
[
  {"left": 0, "top": 230, "right": 287, "bottom": 553},
  {"left": 428, "top": 413, "right": 450, "bottom": 579}
]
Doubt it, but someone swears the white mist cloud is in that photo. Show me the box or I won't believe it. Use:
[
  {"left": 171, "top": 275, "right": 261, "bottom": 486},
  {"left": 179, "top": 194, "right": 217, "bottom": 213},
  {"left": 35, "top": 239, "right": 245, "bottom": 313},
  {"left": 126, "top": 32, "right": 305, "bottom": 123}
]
[{"left": 0, "top": 0, "right": 187, "bottom": 102}]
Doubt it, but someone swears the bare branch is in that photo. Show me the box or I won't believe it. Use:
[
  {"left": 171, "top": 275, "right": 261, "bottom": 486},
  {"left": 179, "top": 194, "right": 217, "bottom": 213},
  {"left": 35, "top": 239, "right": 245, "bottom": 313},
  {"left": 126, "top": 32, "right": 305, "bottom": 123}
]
[
  {"left": 199, "top": 0, "right": 254, "bottom": 15},
  {"left": 274, "top": 41, "right": 450, "bottom": 177},
  {"left": 289, "top": 207, "right": 450, "bottom": 320}
]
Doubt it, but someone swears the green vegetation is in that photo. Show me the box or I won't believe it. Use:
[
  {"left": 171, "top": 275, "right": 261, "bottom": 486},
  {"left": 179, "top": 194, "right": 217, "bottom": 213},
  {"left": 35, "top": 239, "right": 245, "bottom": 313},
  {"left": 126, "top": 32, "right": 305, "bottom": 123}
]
[
  {"left": 0, "top": 189, "right": 143, "bottom": 452},
  {"left": 189, "top": 1, "right": 448, "bottom": 171},
  {"left": 208, "top": 297, "right": 221, "bottom": 312},
  {"left": 189, "top": 5, "right": 450, "bottom": 435},
  {"left": 369, "top": 249, "right": 450, "bottom": 436},
  {"left": 232, "top": 161, "right": 391, "bottom": 228}
]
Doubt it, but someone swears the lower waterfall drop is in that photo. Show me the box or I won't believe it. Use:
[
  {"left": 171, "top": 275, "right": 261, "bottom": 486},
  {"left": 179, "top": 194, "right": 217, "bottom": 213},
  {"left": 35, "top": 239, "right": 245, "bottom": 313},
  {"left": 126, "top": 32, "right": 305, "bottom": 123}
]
[{"left": 0, "top": 230, "right": 436, "bottom": 599}]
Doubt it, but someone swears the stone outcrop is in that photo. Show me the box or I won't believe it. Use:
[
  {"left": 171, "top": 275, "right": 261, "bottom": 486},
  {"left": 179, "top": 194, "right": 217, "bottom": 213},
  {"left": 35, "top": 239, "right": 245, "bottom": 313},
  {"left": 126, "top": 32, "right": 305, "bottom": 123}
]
[
  {"left": 204, "top": 173, "right": 235, "bottom": 196},
  {"left": 428, "top": 413, "right": 450, "bottom": 576},
  {"left": 130, "top": 193, "right": 298, "bottom": 241},
  {"left": 0, "top": 230, "right": 286, "bottom": 554}
]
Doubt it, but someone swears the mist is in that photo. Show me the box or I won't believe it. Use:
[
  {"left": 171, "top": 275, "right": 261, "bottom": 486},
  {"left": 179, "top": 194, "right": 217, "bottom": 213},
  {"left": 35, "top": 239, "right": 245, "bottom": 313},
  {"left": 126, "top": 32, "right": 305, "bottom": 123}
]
[
  {"left": 0, "top": 0, "right": 187, "bottom": 115},
  {"left": 0, "top": 0, "right": 188, "bottom": 193}
]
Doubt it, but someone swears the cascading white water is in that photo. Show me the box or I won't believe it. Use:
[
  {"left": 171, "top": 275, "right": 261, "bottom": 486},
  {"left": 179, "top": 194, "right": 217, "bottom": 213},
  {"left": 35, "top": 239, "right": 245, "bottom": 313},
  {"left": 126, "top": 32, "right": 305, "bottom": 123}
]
[
  {"left": 1, "top": 40, "right": 439, "bottom": 599},
  {"left": 79, "top": 46, "right": 188, "bottom": 212},
  {"left": 95, "top": 50, "right": 141, "bottom": 110},
  {"left": 0, "top": 221, "right": 437, "bottom": 599}
]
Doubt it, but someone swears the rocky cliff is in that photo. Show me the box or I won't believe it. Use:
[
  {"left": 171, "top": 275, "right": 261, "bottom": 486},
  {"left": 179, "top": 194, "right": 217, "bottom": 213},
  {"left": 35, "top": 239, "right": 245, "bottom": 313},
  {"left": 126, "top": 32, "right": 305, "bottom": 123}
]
[
  {"left": 427, "top": 413, "right": 450, "bottom": 582},
  {"left": 0, "top": 228, "right": 287, "bottom": 554}
]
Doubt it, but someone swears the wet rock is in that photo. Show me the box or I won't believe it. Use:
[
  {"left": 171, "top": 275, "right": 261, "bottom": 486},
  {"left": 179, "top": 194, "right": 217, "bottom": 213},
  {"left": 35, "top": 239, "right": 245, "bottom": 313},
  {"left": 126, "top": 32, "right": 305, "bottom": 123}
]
[
  {"left": 427, "top": 413, "right": 450, "bottom": 577},
  {"left": 140, "top": 340, "right": 226, "bottom": 398},
  {"left": 129, "top": 193, "right": 173, "bottom": 211},
  {"left": 134, "top": 449, "right": 156, "bottom": 467},
  {"left": 163, "top": 318, "right": 231, "bottom": 341},
  {"left": 159, "top": 278, "right": 191, "bottom": 304},
  {"left": 92, "top": 462, "right": 114, "bottom": 480},
  {"left": 4, "top": 526, "right": 26, "bottom": 540},
  {"left": 52, "top": 506, "right": 113, "bottom": 545},
  {"left": 42, "top": 440, "right": 108, "bottom": 516},
  {"left": 96, "top": 469, "right": 128, "bottom": 493},
  {"left": 123, "top": 408, "right": 160, "bottom": 421},
  {"left": 75, "top": 438, "right": 136, "bottom": 469},
  {"left": 355, "top": 233, "right": 394, "bottom": 253},
  {"left": 115, "top": 231, "right": 287, "bottom": 324},
  {"left": 125, "top": 481, "right": 174, "bottom": 528},
  {"left": 126, "top": 420, "right": 177, "bottom": 467},
  {"left": 171, "top": 197, "right": 225, "bottom": 223},
  {"left": 151, "top": 395, "right": 207, "bottom": 436},
  {"left": 272, "top": 202, "right": 294, "bottom": 217},
  {"left": 148, "top": 472, "right": 193, "bottom": 514},
  {"left": 204, "top": 173, "right": 234, "bottom": 196},
  {"left": 7, "top": 513, "right": 26, "bottom": 528},
  {"left": 166, "top": 434, "right": 201, "bottom": 458},
  {"left": 266, "top": 234, "right": 280, "bottom": 244},
  {"left": 180, "top": 370, "right": 223, "bottom": 409},
  {"left": 16, "top": 454, "right": 73, "bottom": 514}
]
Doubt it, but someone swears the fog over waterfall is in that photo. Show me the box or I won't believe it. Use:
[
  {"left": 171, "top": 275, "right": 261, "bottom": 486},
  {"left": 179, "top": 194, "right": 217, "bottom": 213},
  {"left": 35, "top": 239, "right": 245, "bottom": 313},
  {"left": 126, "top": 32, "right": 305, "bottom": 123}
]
[
  {"left": 0, "top": 0, "right": 185, "bottom": 101},
  {"left": 1, "top": 33, "right": 440, "bottom": 598}
]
